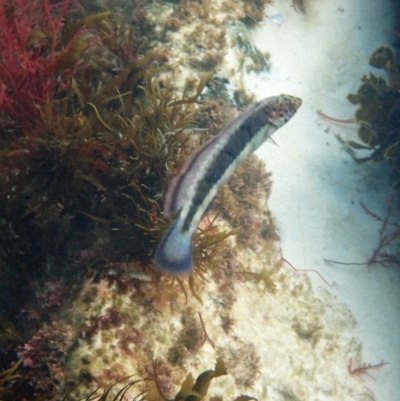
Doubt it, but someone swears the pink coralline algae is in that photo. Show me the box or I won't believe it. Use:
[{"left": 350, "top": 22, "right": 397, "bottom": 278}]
[{"left": 17, "top": 321, "right": 74, "bottom": 394}]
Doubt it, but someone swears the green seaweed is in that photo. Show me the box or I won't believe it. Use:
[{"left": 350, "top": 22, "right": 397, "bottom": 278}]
[
  {"left": 174, "top": 357, "right": 227, "bottom": 401},
  {"left": 0, "top": 359, "right": 22, "bottom": 386},
  {"left": 0, "top": 318, "right": 22, "bottom": 344},
  {"left": 0, "top": 359, "right": 23, "bottom": 401}
]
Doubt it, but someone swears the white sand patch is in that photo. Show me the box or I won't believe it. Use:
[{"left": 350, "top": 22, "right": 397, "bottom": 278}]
[{"left": 249, "top": 1, "right": 400, "bottom": 400}]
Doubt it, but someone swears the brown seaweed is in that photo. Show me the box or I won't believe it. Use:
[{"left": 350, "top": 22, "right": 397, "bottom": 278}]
[{"left": 346, "top": 45, "right": 400, "bottom": 190}]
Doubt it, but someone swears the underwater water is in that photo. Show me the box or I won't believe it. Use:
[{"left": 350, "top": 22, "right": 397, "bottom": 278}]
[{"left": 0, "top": 0, "right": 399, "bottom": 400}]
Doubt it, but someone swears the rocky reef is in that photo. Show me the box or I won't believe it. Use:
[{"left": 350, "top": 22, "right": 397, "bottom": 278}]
[{"left": 0, "top": 1, "right": 375, "bottom": 400}]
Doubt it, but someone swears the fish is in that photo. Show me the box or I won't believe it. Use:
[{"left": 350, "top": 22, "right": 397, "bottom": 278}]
[{"left": 154, "top": 94, "right": 302, "bottom": 276}]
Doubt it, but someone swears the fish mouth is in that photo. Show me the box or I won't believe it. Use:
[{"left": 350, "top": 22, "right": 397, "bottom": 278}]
[
  {"left": 271, "top": 95, "right": 302, "bottom": 126},
  {"left": 292, "top": 96, "right": 303, "bottom": 109}
]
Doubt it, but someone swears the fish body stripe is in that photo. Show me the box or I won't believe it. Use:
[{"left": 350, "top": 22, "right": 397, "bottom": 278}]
[
  {"left": 164, "top": 100, "right": 266, "bottom": 217},
  {"left": 176, "top": 97, "right": 283, "bottom": 232},
  {"left": 154, "top": 94, "right": 302, "bottom": 276},
  {"left": 181, "top": 115, "right": 273, "bottom": 233},
  {"left": 164, "top": 132, "right": 222, "bottom": 217}
]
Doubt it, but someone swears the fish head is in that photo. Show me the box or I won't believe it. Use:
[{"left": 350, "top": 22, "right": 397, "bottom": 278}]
[{"left": 267, "top": 94, "right": 302, "bottom": 128}]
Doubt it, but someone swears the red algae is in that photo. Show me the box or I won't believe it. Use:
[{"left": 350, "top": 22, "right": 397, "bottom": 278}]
[
  {"left": 0, "top": 0, "right": 83, "bottom": 131},
  {"left": 348, "top": 358, "right": 388, "bottom": 380}
]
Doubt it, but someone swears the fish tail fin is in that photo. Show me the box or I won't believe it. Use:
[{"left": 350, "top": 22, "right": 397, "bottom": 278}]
[{"left": 154, "top": 217, "right": 193, "bottom": 276}]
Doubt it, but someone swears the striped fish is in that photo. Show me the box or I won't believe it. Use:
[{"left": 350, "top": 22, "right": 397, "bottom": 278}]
[{"left": 154, "top": 94, "right": 302, "bottom": 276}]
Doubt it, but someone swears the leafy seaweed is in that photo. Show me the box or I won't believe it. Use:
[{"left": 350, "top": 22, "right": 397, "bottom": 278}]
[
  {"left": 346, "top": 45, "right": 400, "bottom": 189},
  {"left": 71, "top": 357, "right": 256, "bottom": 401}
]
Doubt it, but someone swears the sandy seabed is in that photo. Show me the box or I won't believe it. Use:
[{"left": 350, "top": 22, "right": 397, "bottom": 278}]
[{"left": 252, "top": 1, "right": 400, "bottom": 400}]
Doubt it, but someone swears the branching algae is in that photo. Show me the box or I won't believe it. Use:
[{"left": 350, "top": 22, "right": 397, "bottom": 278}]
[{"left": 0, "top": 0, "right": 225, "bottom": 285}]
